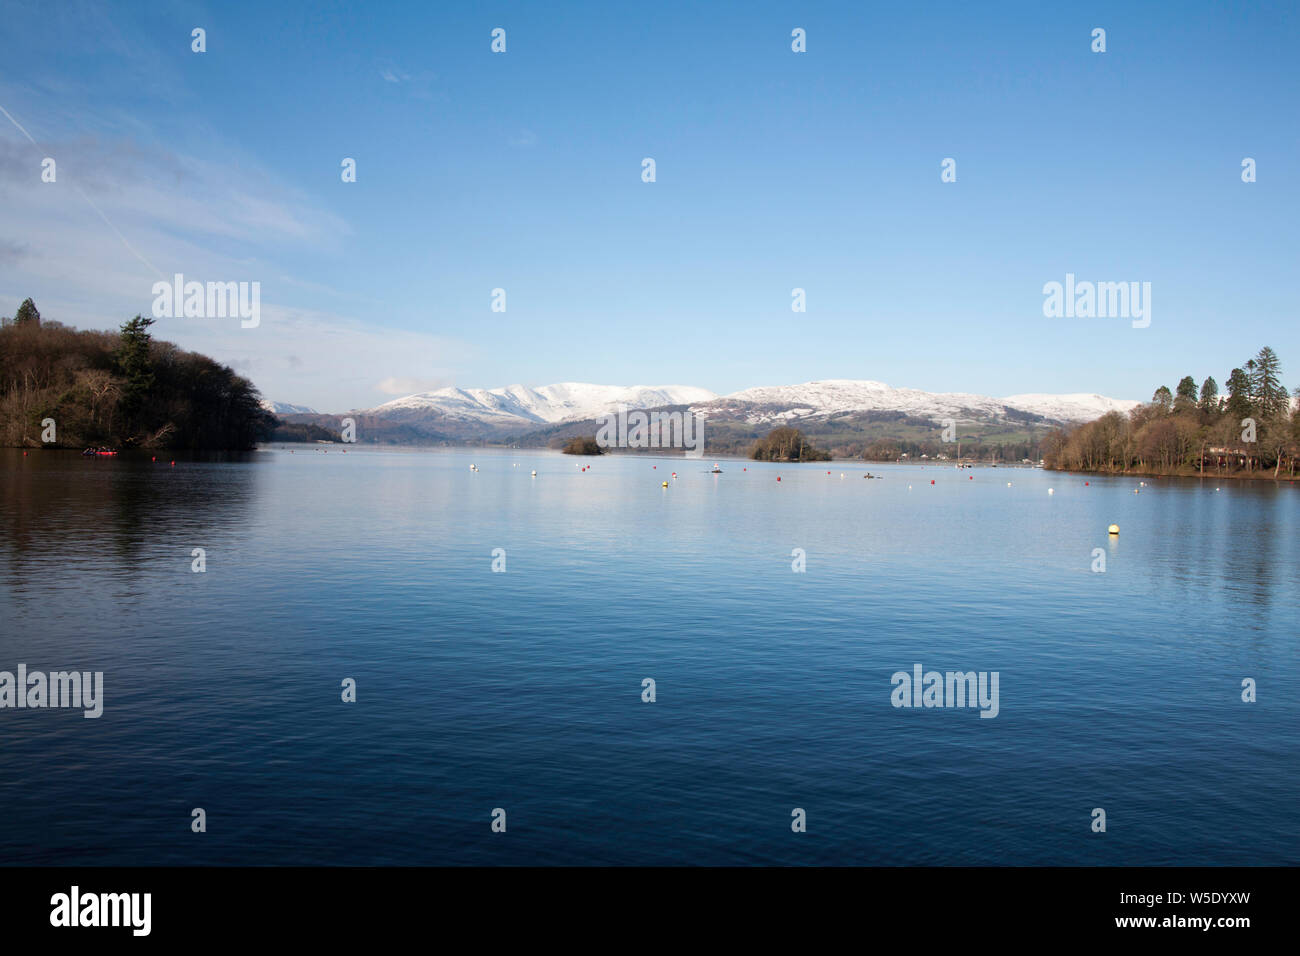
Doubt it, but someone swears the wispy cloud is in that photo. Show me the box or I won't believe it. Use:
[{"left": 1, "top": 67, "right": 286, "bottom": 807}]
[
  {"left": 175, "top": 305, "right": 473, "bottom": 411},
  {"left": 376, "top": 376, "right": 456, "bottom": 396},
  {"left": 376, "top": 61, "right": 442, "bottom": 101},
  {"left": 0, "top": 83, "right": 468, "bottom": 411}
]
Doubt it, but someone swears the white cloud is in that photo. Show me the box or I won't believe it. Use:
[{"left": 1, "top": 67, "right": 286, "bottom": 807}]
[
  {"left": 376, "top": 376, "right": 456, "bottom": 396},
  {"left": 172, "top": 305, "right": 473, "bottom": 411},
  {"left": 0, "top": 96, "right": 471, "bottom": 412}
]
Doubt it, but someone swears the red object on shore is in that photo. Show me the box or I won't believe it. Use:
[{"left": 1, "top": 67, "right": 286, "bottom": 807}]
[{"left": 1085, "top": 481, "right": 1089, "bottom": 485}]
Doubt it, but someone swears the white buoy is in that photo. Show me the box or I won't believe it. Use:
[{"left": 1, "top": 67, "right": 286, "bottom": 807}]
[
  {"left": 531, "top": 470, "right": 537, "bottom": 477},
  {"left": 1006, "top": 482, "right": 1012, "bottom": 487},
  {"left": 1048, "top": 488, "right": 1054, "bottom": 495}
]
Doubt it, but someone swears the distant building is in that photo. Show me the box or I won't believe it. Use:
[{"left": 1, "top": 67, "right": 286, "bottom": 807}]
[{"left": 1204, "top": 445, "right": 1259, "bottom": 470}]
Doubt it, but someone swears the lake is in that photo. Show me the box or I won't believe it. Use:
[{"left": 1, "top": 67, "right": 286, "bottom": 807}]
[{"left": 1, "top": 446, "right": 1296, "bottom": 865}]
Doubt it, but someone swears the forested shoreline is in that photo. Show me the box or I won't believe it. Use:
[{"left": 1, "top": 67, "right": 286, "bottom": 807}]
[
  {"left": 1, "top": 298, "right": 274, "bottom": 450},
  {"left": 1045, "top": 346, "right": 1299, "bottom": 479},
  {"left": 749, "top": 427, "right": 832, "bottom": 462}
]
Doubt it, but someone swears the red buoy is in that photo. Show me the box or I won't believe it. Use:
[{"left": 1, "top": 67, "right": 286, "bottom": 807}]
[
  {"left": 930, "top": 480, "right": 935, "bottom": 485},
  {"left": 777, "top": 477, "right": 781, "bottom": 482},
  {"left": 1085, "top": 481, "right": 1089, "bottom": 486},
  {"left": 170, "top": 460, "right": 175, "bottom": 467}
]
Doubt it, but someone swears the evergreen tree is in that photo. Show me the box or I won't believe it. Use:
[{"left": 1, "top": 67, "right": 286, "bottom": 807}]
[
  {"left": 1198, "top": 376, "right": 1219, "bottom": 413},
  {"left": 1174, "top": 376, "right": 1198, "bottom": 412},
  {"left": 115, "top": 315, "right": 156, "bottom": 417},
  {"left": 1152, "top": 385, "right": 1173, "bottom": 411},
  {"left": 1252, "top": 346, "right": 1286, "bottom": 418},
  {"left": 1225, "top": 367, "right": 1254, "bottom": 422},
  {"left": 13, "top": 298, "right": 40, "bottom": 327}
]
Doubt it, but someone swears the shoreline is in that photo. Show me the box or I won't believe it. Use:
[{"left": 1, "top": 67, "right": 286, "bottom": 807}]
[{"left": 1045, "top": 466, "right": 1298, "bottom": 483}]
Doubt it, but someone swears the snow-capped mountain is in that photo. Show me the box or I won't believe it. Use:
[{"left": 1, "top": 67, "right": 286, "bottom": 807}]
[
  {"left": 1000, "top": 392, "right": 1141, "bottom": 423},
  {"left": 695, "top": 380, "right": 1139, "bottom": 426},
  {"left": 260, "top": 400, "right": 317, "bottom": 415},
  {"left": 370, "top": 383, "right": 718, "bottom": 427},
  {"left": 359, "top": 379, "right": 1138, "bottom": 435}
]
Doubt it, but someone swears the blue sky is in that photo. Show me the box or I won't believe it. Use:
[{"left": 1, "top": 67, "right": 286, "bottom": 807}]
[{"left": 1, "top": 0, "right": 1297, "bottom": 410}]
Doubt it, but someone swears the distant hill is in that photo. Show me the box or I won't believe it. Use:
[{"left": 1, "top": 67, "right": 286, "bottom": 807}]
[
  {"left": 293, "top": 378, "right": 1139, "bottom": 457},
  {"left": 359, "top": 379, "right": 1136, "bottom": 434},
  {"left": 369, "top": 383, "right": 717, "bottom": 429},
  {"left": 259, "top": 400, "right": 317, "bottom": 415}
]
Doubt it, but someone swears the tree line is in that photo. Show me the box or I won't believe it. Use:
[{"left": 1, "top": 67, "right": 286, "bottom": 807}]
[
  {"left": 750, "top": 427, "right": 832, "bottom": 461},
  {"left": 859, "top": 437, "right": 1041, "bottom": 463},
  {"left": 1045, "top": 346, "right": 1299, "bottom": 477},
  {"left": 1, "top": 298, "right": 275, "bottom": 450}
]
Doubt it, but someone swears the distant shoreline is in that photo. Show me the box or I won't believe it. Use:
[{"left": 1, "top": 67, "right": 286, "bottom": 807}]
[{"left": 1045, "top": 465, "right": 1298, "bottom": 483}]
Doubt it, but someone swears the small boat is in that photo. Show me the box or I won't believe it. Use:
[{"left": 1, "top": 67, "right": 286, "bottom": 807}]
[
  {"left": 83, "top": 447, "right": 118, "bottom": 457},
  {"left": 710, "top": 462, "right": 723, "bottom": 473}
]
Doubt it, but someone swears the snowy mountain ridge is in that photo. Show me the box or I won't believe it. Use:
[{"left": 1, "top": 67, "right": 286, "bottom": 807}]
[{"left": 361, "top": 379, "right": 1139, "bottom": 428}]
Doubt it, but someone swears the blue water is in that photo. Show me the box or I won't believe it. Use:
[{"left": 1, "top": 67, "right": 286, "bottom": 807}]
[{"left": 1, "top": 447, "right": 1296, "bottom": 865}]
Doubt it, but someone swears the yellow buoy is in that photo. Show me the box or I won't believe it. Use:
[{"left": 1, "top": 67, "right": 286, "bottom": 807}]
[
  {"left": 662, "top": 481, "right": 668, "bottom": 487},
  {"left": 1108, "top": 524, "right": 1120, "bottom": 535}
]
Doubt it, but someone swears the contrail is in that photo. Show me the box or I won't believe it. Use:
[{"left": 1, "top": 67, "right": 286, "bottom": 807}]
[{"left": 0, "top": 100, "right": 165, "bottom": 279}]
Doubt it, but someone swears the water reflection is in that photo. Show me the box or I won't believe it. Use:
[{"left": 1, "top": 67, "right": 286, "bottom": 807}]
[{"left": 0, "top": 449, "right": 262, "bottom": 608}]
